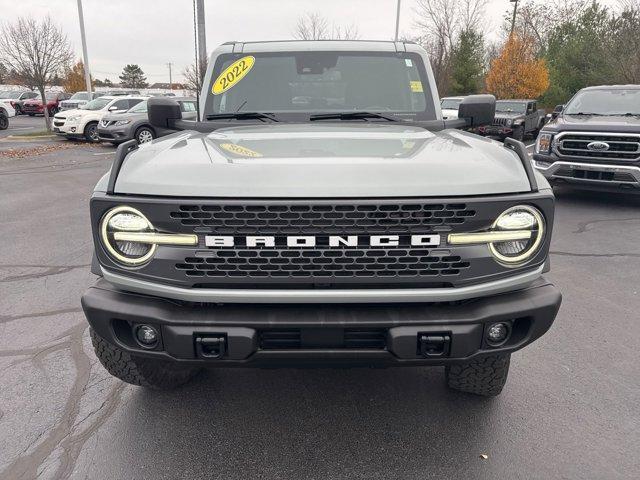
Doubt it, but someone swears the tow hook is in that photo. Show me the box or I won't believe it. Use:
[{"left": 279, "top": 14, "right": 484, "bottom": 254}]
[
  {"left": 418, "top": 334, "right": 451, "bottom": 358},
  {"left": 195, "top": 335, "right": 227, "bottom": 359}
]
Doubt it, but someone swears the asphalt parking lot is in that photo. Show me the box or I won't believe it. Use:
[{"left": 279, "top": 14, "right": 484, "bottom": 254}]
[{"left": 0, "top": 123, "right": 639, "bottom": 479}]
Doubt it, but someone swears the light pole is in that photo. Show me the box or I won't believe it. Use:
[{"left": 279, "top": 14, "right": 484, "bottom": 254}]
[
  {"left": 76, "top": 0, "right": 92, "bottom": 93},
  {"left": 510, "top": 0, "right": 519, "bottom": 34},
  {"left": 394, "top": 0, "right": 402, "bottom": 42},
  {"left": 166, "top": 62, "right": 173, "bottom": 90}
]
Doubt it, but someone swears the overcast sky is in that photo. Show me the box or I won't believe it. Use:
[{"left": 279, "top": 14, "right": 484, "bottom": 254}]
[{"left": 0, "top": 0, "right": 623, "bottom": 84}]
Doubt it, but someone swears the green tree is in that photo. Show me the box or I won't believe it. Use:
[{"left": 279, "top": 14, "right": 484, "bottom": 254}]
[
  {"left": 119, "top": 64, "right": 148, "bottom": 88},
  {"left": 448, "top": 29, "right": 485, "bottom": 95},
  {"left": 542, "top": 2, "right": 613, "bottom": 106}
]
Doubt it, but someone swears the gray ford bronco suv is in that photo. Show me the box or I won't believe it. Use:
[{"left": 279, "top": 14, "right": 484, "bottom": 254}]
[{"left": 82, "top": 40, "right": 562, "bottom": 397}]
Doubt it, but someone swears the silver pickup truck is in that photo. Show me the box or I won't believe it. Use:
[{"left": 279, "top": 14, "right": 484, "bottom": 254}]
[{"left": 82, "top": 40, "right": 561, "bottom": 397}]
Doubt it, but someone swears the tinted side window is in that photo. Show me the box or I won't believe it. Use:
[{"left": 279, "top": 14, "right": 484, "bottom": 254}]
[
  {"left": 112, "top": 99, "right": 130, "bottom": 110},
  {"left": 128, "top": 99, "right": 143, "bottom": 109}
]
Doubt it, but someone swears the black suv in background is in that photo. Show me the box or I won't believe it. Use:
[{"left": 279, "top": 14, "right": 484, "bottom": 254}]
[
  {"left": 478, "top": 100, "right": 546, "bottom": 141},
  {"left": 534, "top": 85, "right": 640, "bottom": 193}
]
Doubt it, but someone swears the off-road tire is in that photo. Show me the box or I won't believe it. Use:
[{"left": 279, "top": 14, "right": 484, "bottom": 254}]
[
  {"left": 445, "top": 354, "right": 510, "bottom": 397},
  {"left": 84, "top": 121, "right": 99, "bottom": 143},
  {"left": 90, "top": 328, "right": 200, "bottom": 389}
]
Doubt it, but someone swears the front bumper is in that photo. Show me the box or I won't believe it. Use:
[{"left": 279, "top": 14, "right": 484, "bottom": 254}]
[
  {"left": 22, "top": 105, "right": 44, "bottom": 114},
  {"left": 533, "top": 154, "right": 640, "bottom": 193},
  {"left": 82, "top": 278, "right": 562, "bottom": 367},
  {"left": 52, "top": 120, "right": 83, "bottom": 137},
  {"left": 478, "top": 125, "right": 514, "bottom": 137},
  {"left": 98, "top": 126, "right": 133, "bottom": 143}
]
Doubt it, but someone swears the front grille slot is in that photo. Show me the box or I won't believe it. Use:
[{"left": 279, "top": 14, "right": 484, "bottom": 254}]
[
  {"left": 557, "top": 133, "right": 640, "bottom": 161},
  {"left": 169, "top": 203, "right": 476, "bottom": 234},
  {"left": 492, "top": 118, "right": 509, "bottom": 126},
  {"left": 175, "top": 249, "right": 470, "bottom": 279},
  {"left": 259, "top": 328, "right": 387, "bottom": 350},
  {"left": 554, "top": 166, "right": 637, "bottom": 183}
]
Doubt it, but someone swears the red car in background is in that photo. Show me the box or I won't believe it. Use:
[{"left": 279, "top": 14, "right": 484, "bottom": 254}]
[{"left": 22, "top": 92, "right": 71, "bottom": 116}]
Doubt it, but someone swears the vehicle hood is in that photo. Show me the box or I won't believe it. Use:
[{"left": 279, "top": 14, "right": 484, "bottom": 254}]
[
  {"left": 111, "top": 123, "right": 532, "bottom": 198},
  {"left": 494, "top": 112, "right": 524, "bottom": 119},
  {"left": 546, "top": 114, "right": 640, "bottom": 133},
  {"left": 54, "top": 108, "right": 83, "bottom": 118}
]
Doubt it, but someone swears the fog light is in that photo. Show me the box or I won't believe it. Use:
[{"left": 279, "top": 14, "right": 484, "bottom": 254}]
[
  {"left": 135, "top": 325, "right": 159, "bottom": 347},
  {"left": 487, "top": 322, "right": 509, "bottom": 345}
]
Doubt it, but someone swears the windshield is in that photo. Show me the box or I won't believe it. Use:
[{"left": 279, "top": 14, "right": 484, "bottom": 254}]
[
  {"left": 128, "top": 100, "right": 147, "bottom": 113},
  {"left": 564, "top": 88, "right": 640, "bottom": 115},
  {"left": 82, "top": 98, "right": 111, "bottom": 110},
  {"left": 496, "top": 101, "right": 527, "bottom": 114},
  {"left": 45, "top": 93, "right": 57, "bottom": 101},
  {"left": 70, "top": 92, "right": 89, "bottom": 100},
  {"left": 205, "top": 51, "right": 433, "bottom": 120},
  {"left": 0, "top": 91, "right": 23, "bottom": 99},
  {"left": 441, "top": 98, "right": 462, "bottom": 110}
]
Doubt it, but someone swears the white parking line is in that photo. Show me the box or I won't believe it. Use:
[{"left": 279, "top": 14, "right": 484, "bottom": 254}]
[{"left": 526, "top": 143, "right": 535, "bottom": 150}]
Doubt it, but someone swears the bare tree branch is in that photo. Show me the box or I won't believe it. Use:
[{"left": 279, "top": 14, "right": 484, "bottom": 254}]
[
  {"left": 293, "top": 12, "right": 360, "bottom": 40},
  {"left": 0, "top": 16, "right": 73, "bottom": 129}
]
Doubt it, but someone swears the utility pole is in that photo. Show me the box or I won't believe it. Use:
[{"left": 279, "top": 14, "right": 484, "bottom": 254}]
[
  {"left": 76, "top": 0, "right": 92, "bottom": 93},
  {"left": 394, "top": 0, "right": 402, "bottom": 42},
  {"left": 510, "top": 0, "right": 519, "bottom": 35},
  {"left": 196, "top": 0, "right": 207, "bottom": 71},
  {"left": 166, "top": 62, "right": 173, "bottom": 90}
]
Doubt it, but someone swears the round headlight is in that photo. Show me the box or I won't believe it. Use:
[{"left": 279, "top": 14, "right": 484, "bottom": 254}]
[
  {"left": 489, "top": 205, "right": 545, "bottom": 265},
  {"left": 100, "top": 206, "right": 156, "bottom": 266}
]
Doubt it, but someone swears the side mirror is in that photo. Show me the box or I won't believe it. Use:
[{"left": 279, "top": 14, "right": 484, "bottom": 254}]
[
  {"left": 457, "top": 94, "right": 496, "bottom": 127},
  {"left": 148, "top": 97, "right": 182, "bottom": 129},
  {"left": 551, "top": 104, "right": 564, "bottom": 119},
  {"left": 108, "top": 105, "right": 118, "bottom": 111}
]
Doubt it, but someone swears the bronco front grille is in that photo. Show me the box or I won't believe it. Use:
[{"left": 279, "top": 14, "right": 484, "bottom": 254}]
[
  {"left": 169, "top": 203, "right": 476, "bottom": 234},
  {"left": 175, "top": 249, "right": 470, "bottom": 279},
  {"left": 556, "top": 133, "right": 640, "bottom": 161}
]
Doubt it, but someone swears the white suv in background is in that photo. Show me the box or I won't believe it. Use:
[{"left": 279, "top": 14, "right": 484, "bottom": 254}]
[
  {"left": 53, "top": 96, "right": 147, "bottom": 142},
  {"left": 440, "top": 96, "right": 465, "bottom": 120}
]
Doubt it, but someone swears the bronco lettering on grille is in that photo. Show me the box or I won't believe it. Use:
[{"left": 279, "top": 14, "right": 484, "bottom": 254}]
[{"left": 204, "top": 235, "right": 441, "bottom": 248}]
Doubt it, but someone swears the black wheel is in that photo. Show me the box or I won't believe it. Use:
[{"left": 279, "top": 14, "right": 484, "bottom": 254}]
[
  {"left": 135, "top": 126, "right": 155, "bottom": 144},
  {"left": 14, "top": 105, "right": 22, "bottom": 115},
  {"left": 0, "top": 113, "right": 8, "bottom": 130},
  {"left": 90, "top": 329, "right": 200, "bottom": 389},
  {"left": 445, "top": 354, "right": 510, "bottom": 397},
  {"left": 512, "top": 126, "right": 524, "bottom": 142},
  {"left": 84, "top": 121, "right": 100, "bottom": 143},
  {"left": 49, "top": 107, "right": 58, "bottom": 116},
  {"left": 28, "top": 113, "right": 35, "bottom": 117}
]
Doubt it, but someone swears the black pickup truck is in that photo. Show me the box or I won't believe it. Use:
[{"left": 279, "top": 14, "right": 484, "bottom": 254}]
[
  {"left": 533, "top": 85, "right": 640, "bottom": 193},
  {"left": 478, "top": 99, "right": 546, "bottom": 141}
]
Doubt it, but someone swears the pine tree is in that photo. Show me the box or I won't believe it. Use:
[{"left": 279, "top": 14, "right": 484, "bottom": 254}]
[
  {"left": 119, "top": 64, "right": 148, "bottom": 88},
  {"left": 449, "top": 29, "right": 485, "bottom": 95}
]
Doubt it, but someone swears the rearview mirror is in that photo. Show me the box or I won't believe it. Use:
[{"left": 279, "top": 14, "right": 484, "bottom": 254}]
[
  {"left": 457, "top": 94, "right": 496, "bottom": 127},
  {"left": 148, "top": 97, "right": 182, "bottom": 129}
]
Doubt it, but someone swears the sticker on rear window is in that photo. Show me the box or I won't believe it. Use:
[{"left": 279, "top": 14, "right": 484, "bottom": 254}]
[
  {"left": 219, "top": 143, "right": 262, "bottom": 157},
  {"left": 212, "top": 56, "right": 255, "bottom": 95},
  {"left": 410, "top": 81, "right": 423, "bottom": 93}
]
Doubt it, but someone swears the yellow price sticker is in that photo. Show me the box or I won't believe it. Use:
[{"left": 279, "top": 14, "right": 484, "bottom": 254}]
[
  {"left": 212, "top": 56, "right": 255, "bottom": 95},
  {"left": 219, "top": 143, "right": 262, "bottom": 158},
  {"left": 410, "top": 81, "right": 423, "bottom": 93}
]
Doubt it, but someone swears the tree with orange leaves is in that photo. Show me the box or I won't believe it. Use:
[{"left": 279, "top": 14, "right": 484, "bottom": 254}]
[{"left": 485, "top": 34, "right": 549, "bottom": 99}]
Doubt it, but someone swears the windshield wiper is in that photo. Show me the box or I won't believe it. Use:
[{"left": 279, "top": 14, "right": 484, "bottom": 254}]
[
  {"left": 612, "top": 112, "right": 640, "bottom": 117},
  {"left": 206, "top": 112, "right": 279, "bottom": 122},
  {"left": 310, "top": 111, "right": 400, "bottom": 122},
  {"left": 566, "top": 112, "right": 604, "bottom": 116}
]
